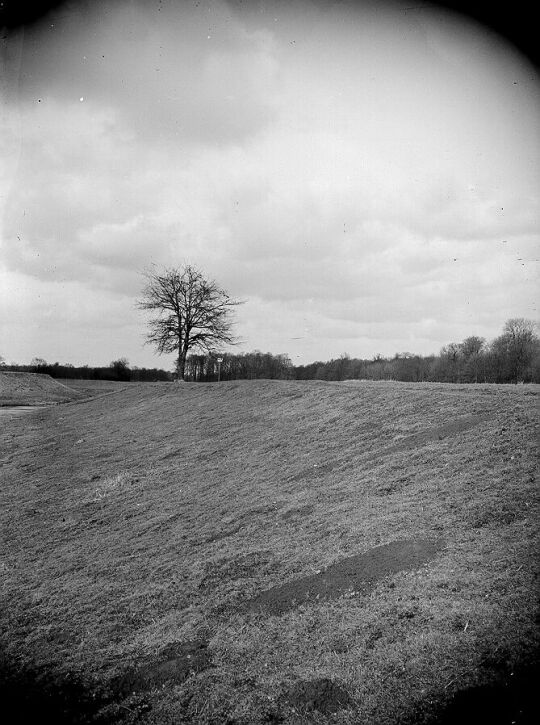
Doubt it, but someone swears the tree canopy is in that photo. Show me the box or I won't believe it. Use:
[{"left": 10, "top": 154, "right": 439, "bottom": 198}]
[{"left": 137, "top": 265, "right": 242, "bottom": 380}]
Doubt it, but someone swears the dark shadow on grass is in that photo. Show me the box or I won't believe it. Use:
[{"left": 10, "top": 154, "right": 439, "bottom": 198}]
[
  {"left": 400, "top": 656, "right": 539, "bottom": 725},
  {"left": 203, "top": 503, "right": 284, "bottom": 544},
  {"left": 0, "top": 651, "right": 112, "bottom": 724},
  {"left": 281, "top": 504, "right": 314, "bottom": 521},
  {"left": 240, "top": 538, "right": 444, "bottom": 616},
  {"left": 115, "top": 638, "right": 213, "bottom": 696},
  {"left": 285, "top": 677, "right": 354, "bottom": 715},
  {"left": 380, "top": 414, "right": 489, "bottom": 457},
  {"left": 288, "top": 461, "right": 339, "bottom": 483},
  {"left": 199, "top": 551, "right": 275, "bottom": 591},
  {"left": 286, "top": 415, "right": 489, "bottom": 482},
  {"left": 429, "top": 661, "right": 539, "bottom": 725}
]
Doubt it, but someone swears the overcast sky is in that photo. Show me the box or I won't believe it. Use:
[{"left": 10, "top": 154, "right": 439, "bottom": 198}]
[{"left": 1, "top": 0, "right": 538, "bottom": 368}]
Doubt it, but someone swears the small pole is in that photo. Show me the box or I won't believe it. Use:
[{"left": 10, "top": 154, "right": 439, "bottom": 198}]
[{"left": 217, "top": 356, "right": 223, "bottom": 382}]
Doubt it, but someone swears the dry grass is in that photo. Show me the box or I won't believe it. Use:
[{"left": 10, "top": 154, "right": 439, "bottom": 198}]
[
  {"left": 0, "top": 379, "right": 538, "bottom": 723},
  {"left": 0, "top": 371, "right": 85, "bottom": 406}
]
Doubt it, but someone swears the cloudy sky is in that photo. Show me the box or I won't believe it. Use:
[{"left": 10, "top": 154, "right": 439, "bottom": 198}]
[{"left": 1, "top": 0, "right": 538, "bottom": 368}]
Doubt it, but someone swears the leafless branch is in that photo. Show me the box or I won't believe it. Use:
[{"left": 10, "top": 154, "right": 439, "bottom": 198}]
[{"left": 137, "top": 265, "right": 243, "bottom": 379}]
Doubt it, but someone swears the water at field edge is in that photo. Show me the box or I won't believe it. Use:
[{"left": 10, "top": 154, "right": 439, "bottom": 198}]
[{"left": 0, "top": 406, "right": 43, "bottom": 418}]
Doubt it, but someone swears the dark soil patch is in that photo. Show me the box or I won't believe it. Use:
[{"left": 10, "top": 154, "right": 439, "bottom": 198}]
[
  {"left": 281, "top": 504, "right": 315, "bottom": 521},
  {"left": 116, "top": 638, "right": 212, "bottom": 695},
  {"left": 285, "top": 677, "right": 354, "bottom": 715},
  {"left": 288, "top": 461, "right": 338, "bottom": 483},
  {"left": 242, "top": 538, "right": 444, "bottom": 616},
  {"left": 282, "top": 391, "right": 304, "bottom": 399},
  {"left": 203, "top": 523, "right": 245, "bottom": 544},
  {"left": 382, "top": 414, "right": 488, "bottom": 456},
  {"left": 375, "top": 479, "right": 407, "bottom": 496},
  {"left": 203, "top": 503, "right": 283, "bottom": 544},
  {"left": 468, "top": 500, "right": 528, "bottom": 528},
  {"left": 199, "top": 551, "right": 274, "bottom": 591}
]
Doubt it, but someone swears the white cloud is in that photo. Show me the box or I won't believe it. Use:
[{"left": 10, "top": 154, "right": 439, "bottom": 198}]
[
  {"left": 1, "top": 0, "right": 538, "bottom": 365},
  {"left": 11, "top": 0, "right": 279, "bottom": 144}
]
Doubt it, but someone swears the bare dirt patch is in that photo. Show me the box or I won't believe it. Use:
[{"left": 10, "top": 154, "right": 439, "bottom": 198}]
[
  {"left": 242, "top": 538, "right": 444, "bottom": 616},
  {"left": 286, "top": 414, "right": 490, "bottom": 481},
  {"left": 199, "top": 551, "right": 274, "bottom": 591},
  {"left": 285, "top": 677, "right": 354, "bottom": 715},
  {"left": 467, "top": 499, "right": 530, "bottom": 529},
  {"left": 382, "top": 414, "right": 489, "bottom": 456},
  {"left": 287, "top": 461, "right": 338, "bottom": 484},
  {"left": 281, "top": 504, "right": 315, "bottom": 521},
  {"left": 202, "top": 503, "right": 283, "bottom": 544},
  {"left": 116, "top": 638, "right": 212, "bottom": 695}
]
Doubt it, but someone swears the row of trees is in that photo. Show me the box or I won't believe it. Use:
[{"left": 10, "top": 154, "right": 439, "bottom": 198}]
[
  {"left": 180, "top": 318, "right": 539, "bottom": 384},
  {"left": 2, "top": 317, "right": 538, "bottom": 385},
  {"left": 0, "top": 358, "right": 172, "bottom": 382},
  {"left": 136, "top": 266, "right": 539, "bottom": 384},
  {"left": 184, "top": 351, "right": 294, "bottom": 382},
  {"left": 3, "top": 256, "right": 539, "bottom": 385},
  {"left": 294, "top": 319, "right": 540, "bottom": 384},
  {"left": 1, "top": 351, "right": 294, "bottom": 383}
]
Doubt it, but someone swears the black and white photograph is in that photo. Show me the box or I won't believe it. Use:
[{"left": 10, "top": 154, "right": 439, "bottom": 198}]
[{"left": 1, "top": 1, "right": 538, "bottom": 722}]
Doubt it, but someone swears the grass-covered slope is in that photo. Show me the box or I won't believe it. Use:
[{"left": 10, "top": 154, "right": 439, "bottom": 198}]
[
  {"left": 0, "top": 371, "right": 85, "bottom": 406},
  {"left": 0, "top": 380, "right": 538, "bottom": 724}
]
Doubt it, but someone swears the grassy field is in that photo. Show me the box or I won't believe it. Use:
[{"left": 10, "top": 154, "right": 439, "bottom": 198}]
[
  {"left": 0, "top": 379, "right": 538, "bottom": 723},
  {"left": 0, "top": 371, "right": 86, "bottom": 406}
]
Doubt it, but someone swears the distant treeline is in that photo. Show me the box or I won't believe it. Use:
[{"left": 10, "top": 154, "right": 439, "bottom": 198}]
[
  {"left": 295, "top": 318, "right": 540, "bottom": 384},
  {"left": 184, "top": 351, "right": 294, "bottom": 382},
  {"left": 187, "top": 318, "right": 540, "bottom": 384},
  {"left": 2, "top": 318, "right": 538, "bottom": 385},
  {"left": 1, "top": 359, "right": 171, "bottom": 382}
]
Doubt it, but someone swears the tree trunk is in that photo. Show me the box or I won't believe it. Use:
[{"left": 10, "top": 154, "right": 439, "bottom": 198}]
[{"left": 177, "top": 351, "right": 186, "bottom": 381}]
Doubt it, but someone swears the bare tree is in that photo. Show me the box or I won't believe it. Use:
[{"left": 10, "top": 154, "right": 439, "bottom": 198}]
[
  {"left": 500, "top": 318, "right": 539, "bottom": 383},
  {"left": 30, "top": 357, "right": 47, "bottom": 370},
  {"left": 438, "top": 342, "right": 460, "bottom": 382},
  {"left": 110, "top": 358, "right": 131, "bottom": 381},
  {"left": 137, "top": 265, "right": 242, "bottom": 380},
  {"left": 459, "top": 336, "right": 485, "bottom": 383}
]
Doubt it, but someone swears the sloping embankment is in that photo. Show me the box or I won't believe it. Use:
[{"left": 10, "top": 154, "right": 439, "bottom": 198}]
[{"left": 0, "top": 371, "right": 85, "bottom": 406}]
